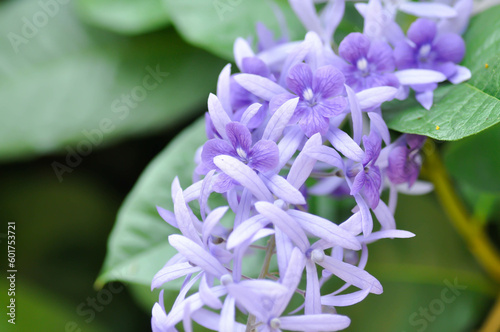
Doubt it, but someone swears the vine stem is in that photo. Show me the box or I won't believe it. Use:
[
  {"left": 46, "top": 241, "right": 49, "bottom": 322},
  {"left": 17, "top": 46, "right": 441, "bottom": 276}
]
[
  {"left": 422, "top": 140, "right": 500, "bottom": 283},
  {"left": 480, "top": 292, "right": 500, "bottom": 332},
  {"left": 246, "top": 236, "right": 276, "bottom": 332}
]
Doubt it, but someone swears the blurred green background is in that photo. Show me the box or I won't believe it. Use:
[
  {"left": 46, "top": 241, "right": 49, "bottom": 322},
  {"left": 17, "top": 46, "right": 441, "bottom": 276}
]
[{"left": 0, "top": 0, "right": 499, "bottom": 331}]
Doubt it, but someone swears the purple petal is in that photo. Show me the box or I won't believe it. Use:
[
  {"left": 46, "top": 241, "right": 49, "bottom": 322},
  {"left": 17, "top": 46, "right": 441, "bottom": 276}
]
[
  {"left": 263, "top": 97, "right": 300, "bottom": 142},
  {"left": 305, "top": 145, "right": 344, "bottom": 170},
  {"left": 157, "top": 206, "right": 178, "bottom": 228},
  {"left": 241, "top": 57, "right": 270, "bottom": 77},
  {"left": 350, "top": 170, "right": 366, "bottom": 196},
  {"left": 288, "top": 210, "right": 361, "bottom": 250},
  {"left": 217, "top": 64, "right": 232, "bottom": 116},
  {"left": 326, "top": 128, "right": 364, "bottom": 162},
  {"left": 275, "top": 247, "right": 305, "bottom": 316},
  {"left": 199, "top": 170, "right": 215, "bottom": 220},
  {"left": 213, "top": 173, "right": 237, "bottom": 193},
  {"left": 394, "top": 41, "right": 417, "bottom": 70},
  {"left": 368, "top": 112, "right": 391, "bottom": 145},
  {"left": 305, "top": 260, "right": 321, "bottom": 314},
  {"left": 316, "top": 96, "right": 347, "bottom": 117},
  {"left": 280, "top": 314, "right": 351, "bottom": 331},
  {"left": 356, "top": 86, "right": 398, "bottom": 110},
  {"left": 317, "top": 255, "right": 383, "bottom": 294},
  {"left": 339, "top": 212, "right": 363, "bottom": 236},
  {"left": 202, "top": 206, "right": 229, "bottom": 245},
  {"left": 400, "top": 2, "right": 457, "bottom": 19},
  {"left": 416, "top": 90, "right": 434, "bottom": 110},
  {"left": 249, "top": 140, "right": 279, "bottom": 172},
  {"left": 287, "top": 63, "right": 313, "bottom": 95},
  {"left": 208, "top": 93, "right": 232, "bottom": 141},
  {"left": 433, "top": 33, "right": 465, "bottom": 63},
  {"left": 275, "top": 227, "right": 295, "bottom": 277},
  {"left": 320, "top": 0, "right": 345, "bottom": 43},
  {"left": 354, "top": 194, "right": 373, "bottom": 236},
  {"left": 151, "top": 262, "right": 201, "bottom": 290},
  {"left": 199, "top": 274, "right": 223, "bottom": 309},
  {"left": 367, "top": 40, "right": 395, "bottom": 72},
  {"left": 255, "top": 201, "right": 310, "bottom": 252},
  {"left": 276, "top": 126, "right": 304, "bottom": 171},
  {"left": 339, "top": 33, "right": 370, "bottom": 64},
  {"left": 279, "top": 35, "right": 313, "bottom": 86},
  {"left": 233, "top": 38, "right": 255, "bottom": 71},
  {"left": 359, "top": 229, "right": 415, "bottom": 245},
  {"left": 219, "top": 296, "right": 236, "bottom": 332},
  {"left": 363, "top": 166, "right": 382, "bottom": 209},
  {"left": 234, "top": 74, "right": 288, "bottom": 101},
  {"left": 240, "top": 103, "right": 263, "bottom": 126},
  {"left": 214, "top": 155, "right": 273, "bottom": 201},
  {"left": 321, "top": 288, "right": 370, "bottom": 307},
  {"left": 299, "top": 107, "right": 330, "bottom": 137},
  {"left": 407, "top": 18, "right": 437, "bottom": 46},
  {"left": 313, "top": 65, "right": 345, "bottom": 98},
  {"left": 225, "top": 122, "right": 252, "bottom": 152},
  {"left": 201, "top": 139, "right": 235, "bottom": 170},
  {"left": 289, "top": 0, "right": 323, "bottom": 36},
  {"left": 346, "top": 85, "right": 363, "bottom": 145},
  {"left": 287, "top": 133, "right": 322, "bottom": 188},
  {"left": 261, "top": 173, "right": 307, "bottom": 205},
  {"left": 395, "top": 69, "right": 446, "bottom": 85},
  {"left": 437, "top": 0, "right": 473, "bottom": 35},
  {"left": 173, "top": 182, "right": 203, "bottom": 246},
  {"left": 448, "top": 65, "right": 471, "bottom": 84},
  {"left": 168, "top": 235, "right": 227, "bottom": 277},
  {"left": 373, "top": 200, "right": 396, "bottom": 230},
  {"left": 227, "top": 215, "right": 269, "bottom": 249}
]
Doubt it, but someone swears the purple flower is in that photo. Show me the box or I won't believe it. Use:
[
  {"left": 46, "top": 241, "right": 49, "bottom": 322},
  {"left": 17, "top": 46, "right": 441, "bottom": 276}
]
[
  {"left": 272, "top": 63, "right": 347, "bottom": 137},
  {"left": 394, "top": 18, "right": 465, "bottom": 77},
  {"left": 348, "top": 132, "right": 382, "bottom": 209},
  {"left": 339, "top": 33, "right": 399, "bottom": 92},
  {"left": 387, "top": 134, "right": 426, "bottom": 186},
  {"left": 201, "top": 122, "right": 279, "bottom": 192}
]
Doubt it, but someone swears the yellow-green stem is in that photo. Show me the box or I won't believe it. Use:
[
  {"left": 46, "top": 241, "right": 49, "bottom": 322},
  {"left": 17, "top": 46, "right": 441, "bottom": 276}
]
[
  {"left": 480, "top": 292, "right": 500, "bottom": 332},
  {"left": 423, "top": 140, "right": 500, "bottom": 283}
]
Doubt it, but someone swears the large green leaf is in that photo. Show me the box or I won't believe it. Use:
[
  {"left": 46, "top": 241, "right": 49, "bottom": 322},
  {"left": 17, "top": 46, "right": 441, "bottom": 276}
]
[
  {"left": 444, "top": 124, "right": 500, "bottom": 193},
  {"left": 385, "top": 6, "right": 500, "bottom": 140},
  {"left": 162, "top": 0, "right": 306, "bottom": 60},
  {"left": 75, "top": 0, "right": 170, "bottom": 35},
  {"left": 97, "top": 118, "right": 206, "bottom": 287},
  {"left": 0, "top": 0, "right": 226, "bottom": 161}
]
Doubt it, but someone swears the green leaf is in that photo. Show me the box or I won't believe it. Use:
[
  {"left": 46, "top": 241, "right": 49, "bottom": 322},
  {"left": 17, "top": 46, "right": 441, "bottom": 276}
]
[
  {"left": 97, "top": 118, "right": 206, "bottom": 287},
  {"left": 162, "top": 0, "right": 306, "bottom": 60},
  {"left": 0, "top": 0, "right": 226, "bottom": 161},
  {"left": 385, "top": 6, "right": 500, "bottom": 140},
  {"left": 75, "top": 0, "right": 170, "bottom": 35},
  {"left": 444, "top": 124, "right": 500, "bottom": 193}
]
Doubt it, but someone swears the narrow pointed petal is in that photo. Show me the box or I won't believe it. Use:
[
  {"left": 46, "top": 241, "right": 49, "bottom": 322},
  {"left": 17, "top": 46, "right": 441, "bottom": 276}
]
[
  {"left": 287, "top": 133, "right": 321, "bottom": 188},
  {"left": 373, "top": 200, "right": 396, "bottom": 230},
  {"left": 240, "top": 103, "right": 263, "bottom": 126},
  {"left": 219, "top": 296, "right": 235, "bottom": 332},
  {"left": 305, "top": 145, "right": 344, "bottom": 170},
  {"left": 173, "top": 182, "right": 203, "bottom": 246},
  {"left": 199, "top": 274, "right": 223, "bottom": 309},
  {"left": 199, "top": 170, "right": 215, "bottom": 220},
  {"left": 279, "top": 34, "right": 313, "bottom": 86},
  {"left": 151, "top": 262, "right": 201, "bottom": 290},
  {"left": 288, "top": 210, "right": 361, "bottom": 250},
  {"left": 339, "top": 211, "right": 363, "bottom": 236},
  {"left": 346, "top": 84, "right": 363, "bottom": 145},
  {"left": 202, "top": 206, "right": 229, "bottom": 245},
  {"left": 416, "top": 90, "right": 434, "bottom": 110},
  {"left": 263, "top": 97, "right": 300, "bottom": 141},
  {"left": 395, "top": 69, "right": 446, "bottom": 85},
  {"left": 255, "top": 201, "right": 310, "bottom": 252},
  {"left": 234, "top": 37, "right": 255, "bottom": 70},
  {"left": 227, "top": 215, "right": 269, "bottom": 249},
  {"left": 321, "top": 0, "right": 345, "bottom": 43},
  {"left": 168, "top": 235, "right": 227, "bottom": 277},
  {"left": 280, "top": 314, "right": 351, "bottom": 331},
  {"left": 214, "top": 155, "right": 273, "bottom": 202},
  {"left": 360, "top": 229, "right": 415, "bottom": 245},
  {"left": 217, "top": 64, "right": 232, "bottom": 116},
  {"left": 396, "top": 180, "right": 434, "bottom": 195},
  {"left": 275, "top": 247, "right": 306, "bottom": 316},
  {"left": 327, "top": 128, "right": 364, "bottom": 162},
  {"left": 317, "top": 255, "right": 383, "bottom": 294},
  {"left": 208, "top": 93, "right": 232, "bottom": 140},
  {"left": 354, "top": 194, "right": 373, "bottom": 236},
  {"left": 157, "top": 206, "right": 178, "bottom": 228},
  {"left": 261, "top": 173, "right": 306, "bottom": 205},
  {"left": 399, "top": 2, "right": 457, "bottom": 18},
  {"left": 234, "top": 74, "right": 288, "bottom": 101},
  {"left": 275, "top": 227, "right": 295, "bottom": 277},
  {"left": 305, "top": 260, "right": 322, "bottom": 314},
  {"left": 321, "top": 288, "right": 370, "bottom": 307},
  {"left": 356, "top": 86, "right": 398, "bottom": 109},
  {"left": 289, "top": 0, "right": 323, "bottom": 36},
  {"left": 368, "top": 112, "right": 391, "bottom": 146},
  {"left": 276, "top": 126, "right": 304, "bottom": 171}
]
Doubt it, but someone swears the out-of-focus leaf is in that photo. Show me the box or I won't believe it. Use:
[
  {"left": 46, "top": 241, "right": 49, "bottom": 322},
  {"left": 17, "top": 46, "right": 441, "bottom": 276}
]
[
  {"left": 96, "top": 118, "right": 206, "bottom": 287},
  {"left": 385, "top": 6, "right": 500, "bottom": 140},
  {"left": 75, "top": 0, "right": 170, "bottom": 35},
  {"left": 162, "top": 0, "right": 306, "bottom": 60},
  {"left": 444, "top": 124, "right": 500, "bottom": 193},
  {"left": 339, "top": 194, "right": 496, "bottom": 331},
  {"left": 0, "top": 0, "right": 226, "bottom": 161}
]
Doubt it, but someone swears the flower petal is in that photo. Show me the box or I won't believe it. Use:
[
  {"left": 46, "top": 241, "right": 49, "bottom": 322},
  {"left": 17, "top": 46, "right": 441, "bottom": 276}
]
[
  {"left": 217, "top": 64, "right": 232, "bottom": 116},
  {"left": 287, "top": 133, "right": 322, "bottom": 188},
  {"left": 151, "top": 262, "right": 201, "bottom": 290},
  {"left": 226, "top": 122, "right": 252, "bottom": 152},
  {"left": 313, "top": 65, "right": 345, "bottom": 98},
  {"left": 208, "top": 93, "right": 232, "bottom": 140},
  {"left": 280, "top": 314, "right": 351, "bottom": 331},
  {"left": 305, "top": 260, "right": 321, "bottom": 314},
  {"left": 287, "top": 63, "right": 313, "bottom": 95},
  {"left": 261, "top": 173, "right": 307, "bottom": 205},
  {"left": 263, "top": 97, "right": 300, "bottom": 142},
  {"left": 395, "top": 69, "right": 446, "bottom": 85},
  {"left": 326, "top": 128, "right": 364, "bottom": 162},
  {"left": 400, "top": 2, "right": 457, "bottom": 19},
  {"left": 234, "top": 74, "right": 288, "bottom": 101}
]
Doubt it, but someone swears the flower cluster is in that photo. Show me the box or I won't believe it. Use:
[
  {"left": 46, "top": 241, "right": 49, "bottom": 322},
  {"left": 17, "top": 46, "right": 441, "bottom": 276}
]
[{"left": 151, "top": 0, "right": 471, "bottom": 331}]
